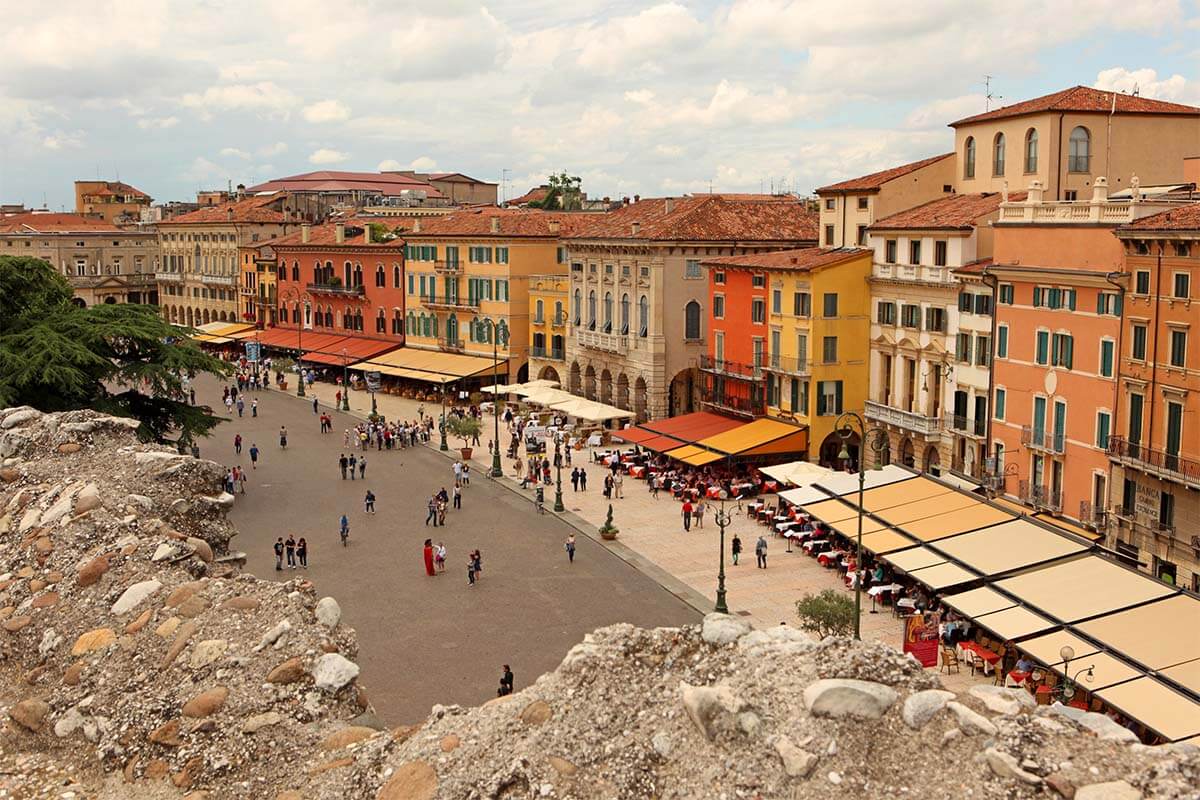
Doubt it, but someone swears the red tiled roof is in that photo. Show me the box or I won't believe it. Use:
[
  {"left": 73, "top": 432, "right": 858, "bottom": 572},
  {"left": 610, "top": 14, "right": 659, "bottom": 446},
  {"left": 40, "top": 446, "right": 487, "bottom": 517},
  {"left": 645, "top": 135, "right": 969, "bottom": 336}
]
[
  {"left": 951, "top": 85, "right": 1200, "bottom": 126},
  {"left": 701, "top": 247, "right": 869, "bottom": 272},
  {"left": 1117, "top": 202, "right": 1200, "bottom": 232},
  {"left": 505, "top": 186, "right": 551, "bottom": 206},
  {"left": 78, "top": 181, "right": 150, "bottom": 199},
  {"left": 869, "top": 192, "right": 1023, "bottom": 231},
  {"left": 953, "top": 258, "right": 994, "bottom": 275},
  {"left": 264, "top": 220, "right": 403, "bottom": 249},
  {"left": 401, "top": 207, "right": 596, "bottom": 238},
  {"left": 0, "top": 212, "right": 126, "bottom": 234},
  {"left": 166, "top": 194, "right": 287, "bottom": 224},
  {"left": 246, "top": 171, "right": 444, "bottom": 199},
  {"left": 816, "top": 154, "right": 953, "bottom": 194},
  {"left": 566, "top": 195, "right": 818, "bottom": 242}
]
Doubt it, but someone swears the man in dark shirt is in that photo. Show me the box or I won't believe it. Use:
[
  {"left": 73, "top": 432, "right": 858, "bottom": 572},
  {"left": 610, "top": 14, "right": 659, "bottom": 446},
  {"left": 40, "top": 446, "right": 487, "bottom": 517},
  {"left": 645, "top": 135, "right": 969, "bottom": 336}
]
[
  {"left": 273, "top": 538, "right": 284, "bottom": 571},
  {"left": 338, "top": 454, "right": 348, "bottom": 480},
  {"left": 499, "top": 664, "right": 514, "bottom": 696}
]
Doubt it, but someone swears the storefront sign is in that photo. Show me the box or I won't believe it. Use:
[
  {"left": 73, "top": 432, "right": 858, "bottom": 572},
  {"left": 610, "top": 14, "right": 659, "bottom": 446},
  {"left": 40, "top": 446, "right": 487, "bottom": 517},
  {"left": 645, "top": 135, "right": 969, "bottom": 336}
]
[
  {"left": 244, "top": 341, "right": 261, "bottom": 363},
  {"left": 902, "top": 612, "right": 941, "bottom": 668},
  {"left": 365, "top": 371, "right": 381, "bottom": 393}
]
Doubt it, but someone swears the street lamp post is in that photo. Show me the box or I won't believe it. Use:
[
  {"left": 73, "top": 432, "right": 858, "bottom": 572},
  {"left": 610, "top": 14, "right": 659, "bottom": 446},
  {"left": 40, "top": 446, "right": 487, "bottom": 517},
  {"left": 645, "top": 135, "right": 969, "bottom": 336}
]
[
  {"left": 835, "top": 411, "right": 891, "bottom": 640},
  {"left": 341, "top": 349, "right": 350, "bottom": 411},
  {"left": 281, "top": 287, "right": 310, "bottom": 398},
  {"left": 490, "top": 323, "right": 503, "bottom": 478},
  {"left": 553, "top": 433, "right": 565, "bottom": 512},
  {"left": 439, "top": 382, "right": 449, "bottom": 451},
  {"left": 714, "top": 491, "right": 732, "bottom": 614}
]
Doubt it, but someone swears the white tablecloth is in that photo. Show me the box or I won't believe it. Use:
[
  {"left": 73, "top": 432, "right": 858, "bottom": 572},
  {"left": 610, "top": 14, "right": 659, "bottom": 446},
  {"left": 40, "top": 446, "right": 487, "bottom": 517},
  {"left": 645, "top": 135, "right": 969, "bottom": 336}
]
[{"left": 867, "top": 583, "right": 903, "bottom": 597}]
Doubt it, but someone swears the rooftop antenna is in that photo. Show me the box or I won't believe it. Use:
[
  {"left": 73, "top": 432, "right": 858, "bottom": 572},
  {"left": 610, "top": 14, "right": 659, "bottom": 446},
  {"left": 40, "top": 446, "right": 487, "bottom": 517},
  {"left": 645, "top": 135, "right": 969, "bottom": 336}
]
[
  {"left": 500, "top": 168, "right": 511, "bottom": 204},
  {"left": 984, "top": 75, "right": 1003, "bottom": 111}
]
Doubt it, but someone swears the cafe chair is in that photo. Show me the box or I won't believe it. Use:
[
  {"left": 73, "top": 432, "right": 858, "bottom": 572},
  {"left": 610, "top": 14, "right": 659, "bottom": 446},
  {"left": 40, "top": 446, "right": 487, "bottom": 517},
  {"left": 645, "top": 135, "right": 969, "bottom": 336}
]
[{"left": 939, "top": 646, "right": 960, "bottom": 675}]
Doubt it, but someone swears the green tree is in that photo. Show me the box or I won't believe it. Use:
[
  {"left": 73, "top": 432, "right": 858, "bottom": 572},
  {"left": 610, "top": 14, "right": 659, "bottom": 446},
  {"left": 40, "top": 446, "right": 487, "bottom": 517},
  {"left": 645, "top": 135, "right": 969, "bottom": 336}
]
[
  {"left": 529, "top": 172, "right": 583, "bottom": 211},
  {"left": 794, "top": 590, "right": 858, "bottom": 639},
  {"left": 368, "top": 222, "right": 398, "bottom": 242},
  {"left": 0, "top": 256, "right": 230, "bottom": 445},
  {"left": 444, "top": 414, "right": 482, "bottom": 446}
]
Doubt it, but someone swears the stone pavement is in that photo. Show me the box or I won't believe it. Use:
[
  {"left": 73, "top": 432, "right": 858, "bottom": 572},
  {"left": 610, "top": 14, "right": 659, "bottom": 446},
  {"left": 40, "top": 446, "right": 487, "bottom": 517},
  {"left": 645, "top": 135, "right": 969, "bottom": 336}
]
[{"left": 334, "top": 384, "right": 986, "bottom": 693}]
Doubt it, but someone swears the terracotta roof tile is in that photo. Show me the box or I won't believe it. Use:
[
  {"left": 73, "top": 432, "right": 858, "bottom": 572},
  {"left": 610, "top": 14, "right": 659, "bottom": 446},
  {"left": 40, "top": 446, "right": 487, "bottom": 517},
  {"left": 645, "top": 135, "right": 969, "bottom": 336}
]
[
  {"left": 246, "top": 171, "right": 444, "bottom": 199},
  {"left": 505, "top": 186, "right": 551, "bottom": 206},
  {"left": 0, "top": 212, "right": 126, "bottom": 234},
  {"left": 565, "top": 194, "right": 818, "bottom": 242},
  {"left": 953, "top": 258, "right": 994, "bottom": 275},
  {"left": 951, "top": 85, "right": 1200, "bottom": 126},
  {"left": 1118, "top": 202, "right": 1200, "bottom": 232},
  {"left": 165, "top": 194, "right": 288, "bottom": 224},
  {"left": 79, "top": 181, "right": 150, "bottom": 199},
  {"left": 401, "top": 207, "right": 598, "bottom": 238},
  {"left": 263, "top": 221, "right": 403, "bottom": 249},
  {"left": 869, "top": 192, "right": 1022, "bottom": 231},
  {"left": 816, "top": 153, "right": 953, "bottom": 194},
  {"left": 701, "top": 246, "right": 869, "bottom": 272}
]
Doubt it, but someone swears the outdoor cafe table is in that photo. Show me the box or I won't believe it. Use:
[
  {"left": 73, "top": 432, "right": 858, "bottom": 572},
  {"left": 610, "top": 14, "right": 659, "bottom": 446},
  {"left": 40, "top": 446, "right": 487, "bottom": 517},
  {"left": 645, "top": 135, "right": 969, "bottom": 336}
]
[
  {"left": 762, "top": 480, "right": 779, "bottom": 493},
  {"left": 802, "top": 538, "right": 829, "bottom": 553},
  {"left": 706, "top": 486, "right": 723, "bottom": 499},
  {"left": 957, "top": 641, "right": 1001, "bottom": 675},
  {"left": 817, "top": 549, "right": 846, "bottom": 567},
  {"left": 867, "top": 583, "right": 903, "bottom": 612},
  {"left": 628, "top": 465, "right": 647, "bottom": 479}
]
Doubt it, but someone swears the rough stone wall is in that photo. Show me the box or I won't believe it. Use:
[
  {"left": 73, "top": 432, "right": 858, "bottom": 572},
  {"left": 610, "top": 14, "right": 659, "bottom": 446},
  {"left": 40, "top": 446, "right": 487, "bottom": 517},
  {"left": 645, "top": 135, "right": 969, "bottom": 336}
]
[{"left": 0, "top": 407, "right": 1196, "bottom": 799}]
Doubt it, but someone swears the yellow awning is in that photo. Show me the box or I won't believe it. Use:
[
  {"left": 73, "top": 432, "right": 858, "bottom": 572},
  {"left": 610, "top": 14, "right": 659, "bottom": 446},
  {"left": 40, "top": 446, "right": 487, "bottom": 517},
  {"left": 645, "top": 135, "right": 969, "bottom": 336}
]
[
  {"left": 971, "top": 605, "right": 1056, "bottom": 640},
  {"left": 1017, "top": 630, "right": 1100, "bottom": 667},
  {"left": 1096, "top": 678, "right": 1200, "bottom": 742},
  {"left": 1032, "top": 512, "right": 1104, "bottom": 542},
  {"left": 1161, "top": 658, "right": 1200, "bottom": 695},
  {"left": 941, "top": 587, "right": 1018, "bottom": 618},
  {"left": 1075, "top": 594, "right": 1200, "bottom": 670},
  {"left": 997, "top": 556, "right": 1176, "bottom": 624},
  {"left": 351, "top": 347, "right": 508, "bottom": 384},
  {"left": 933, "top": 519, "right": 1090, "bottom": 577},
  {"left": 193, "top": 334, "right": 234, "bottom": 344},
  {"left": 905, "top": 561, "right": 978, "bottom": 591},
  {"left": 1050, "top": 652, "right": 1142, "bottom": 690},
  {"left": 860, "top": 477, "right": 952, "bottom": 512},
  {"left": 829, "top": 515, "right": 889, "bottom": 539},
  {"left": 902, "top": 504, "right": 1015, "bottom": 541},
  {"left": 873, "top": 492, "right": 981, "bottom": 526},
  {"left": 859, "top": 529, "right": 919, "bottom": 554},
  {"left": 689, "top": 418, "right": 808, "bottom": 457},
  {"left": 884, "top": 547, "right": 946, "bottom": 573},
  {"left": 665, "top": 445, "right": 705, "bottom": 461},
  {"left": 194, "top": 321, "right": 255, "bottom": 337},
  {"left": 799, "top": 497, "right": 860, "bottom": 525}
]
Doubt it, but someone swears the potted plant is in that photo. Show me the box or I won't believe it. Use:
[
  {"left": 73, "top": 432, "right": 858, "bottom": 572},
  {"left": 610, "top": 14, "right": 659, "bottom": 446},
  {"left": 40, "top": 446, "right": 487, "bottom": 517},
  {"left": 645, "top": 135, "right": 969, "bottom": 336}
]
[
  {"left": 445, "top": 414, "right": 482, "bottom": 460},
  {"left": 598, "top": 504, "right": 619, "bottom": 540}
]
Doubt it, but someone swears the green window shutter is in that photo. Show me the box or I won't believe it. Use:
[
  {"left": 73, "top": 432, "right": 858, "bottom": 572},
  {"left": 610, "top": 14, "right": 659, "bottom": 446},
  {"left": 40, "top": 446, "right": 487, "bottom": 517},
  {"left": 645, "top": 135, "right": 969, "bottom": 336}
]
[
  {"left": 997, "top": 326, "right": 1008, "bottom": 358},
  {"left": 1033, "top": 287, "right": 1042, "bottom": 307},
  {"left": 1101, "top": 340, "right": 1114, "bottom": 377},
  {"left": 1114, "top": 293, "right": 1123, "bottom": 316},
  {"left": 1064, "top": 336, "right": 1074, "bottom": 369},
  {"left": 1097, "top": 413, "right": 1110, "bottom": 448},
  {"left": 1067, "top": 289, "right": 1076, "bottom": 310},
  {"left": 1096, "top": 293, "right": 1105, "bottom": 314},
  {"left": 995, "top": 389, "right": 1006, "bottom": 420},
  {"left": 1036, "top": 331, "right": 1048, "bottom": 364},
  {"left": 834, "top": 381, "right": 843, "bottom": 414}
]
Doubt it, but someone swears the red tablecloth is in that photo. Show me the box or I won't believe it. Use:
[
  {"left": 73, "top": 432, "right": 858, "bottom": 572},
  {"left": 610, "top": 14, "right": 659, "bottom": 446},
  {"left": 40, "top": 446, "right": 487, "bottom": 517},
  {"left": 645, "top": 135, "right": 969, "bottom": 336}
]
[
  {"left": 706, "top": 486, "right": 722, "bottom": 499},
  {"left": 763, "top": 481, "right": 778, "bottom": 493},
  {"left": 1008, "top": 670, "right": 1032, "bottom": 685},
  {"left": 961, "top": 642, "right": 1000, "bottom": 664},
  {"left": 629, "top": 466, "right": 646, "bottom": 478}
]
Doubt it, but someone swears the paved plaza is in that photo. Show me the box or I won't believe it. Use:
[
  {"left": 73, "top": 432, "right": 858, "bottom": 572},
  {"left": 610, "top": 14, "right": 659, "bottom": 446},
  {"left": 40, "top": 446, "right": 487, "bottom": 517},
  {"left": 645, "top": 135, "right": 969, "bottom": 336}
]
[{"left": 202, "top": 377, "right": 700, "bottom": 724}]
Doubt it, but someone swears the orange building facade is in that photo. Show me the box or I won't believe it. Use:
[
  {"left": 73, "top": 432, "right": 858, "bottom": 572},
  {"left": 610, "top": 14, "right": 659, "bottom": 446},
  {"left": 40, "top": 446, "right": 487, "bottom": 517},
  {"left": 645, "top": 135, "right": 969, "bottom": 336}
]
[
  {"left": 1109, "top": 204, "right": 1200, "bottom": 589},
  {"left": 699, "top": 262, "right": 770, "bottom": 417}
]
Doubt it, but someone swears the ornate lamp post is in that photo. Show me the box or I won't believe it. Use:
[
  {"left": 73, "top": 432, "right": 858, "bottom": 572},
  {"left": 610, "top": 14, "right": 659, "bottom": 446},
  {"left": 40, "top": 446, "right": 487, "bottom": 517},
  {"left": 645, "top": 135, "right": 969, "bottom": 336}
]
[
  {"left": 483, "top": 318, "right": 506, "bottom": 478},
  {"left": 281, "top": 287, "right": 311, "bottom": 398},
  {"left": 439, "top": 382, "right": 449, "bottom": 451},
  {"left": 341, "top": 348, "right": 350, "bottom": 411},
  {"left": 553, "top": 432, "right": 566, "bottom": 512},
  {"left": 714, "top": 490, "right": 732, "bottom": 614},
  {"left": 835, "top": 411, "right": 891, "bottom": 640},
  {"left": 1056, "top": 645, "right": 1096, "bottom": 704}
]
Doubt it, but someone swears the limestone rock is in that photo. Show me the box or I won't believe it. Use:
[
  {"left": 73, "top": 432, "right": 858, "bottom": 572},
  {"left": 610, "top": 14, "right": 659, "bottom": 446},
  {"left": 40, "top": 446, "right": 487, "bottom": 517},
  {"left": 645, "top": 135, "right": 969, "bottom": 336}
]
[
  {"left": 700, "top": 612, "right": 751, "bottom": 645},
  {"left": 376, "top": 760, "right": 437, "bottom": 800},
  {"left": 54, "top": 706, "right": 85, "bottom": 738},
  {"left": 219, "top": 596, "right": 260, "bottom": 612},
  {"left": 312, "top": 653, "right": 359, "bottom": 691},
  {"left": 1075, "top": 781, "right": 1141, "bottom": 800},
  {"left": 946, "top": 701, "right": 998, "bottom": 736},
  {"left": 680, "top": 681, "right": 746, "bottom": 740},
  {"left": 182, "top": 686, "right": 229, "bottom": 718},
  {"left": 9, "top": 698, "right": 50, "bottom": 731},
  {"left": 775, "top": 735, "right": 819, "bottom": 778},
  {"left": 970, "top": 684, "right": 1036, "bottom": 716},
  {"left": 74, "top": 483, "right": 102, "bottom": 513},
  {"left": 71, "top": 627, "right": 116, "bottom": 656},
  {"left": 242, "top": 711, "right": 284, "bottom": 734},
  {"left": 321, "top": 726, "right": 376, "bottom": 750},
  {"left": 803, "top": 679, "right": 898, "bottom": 720},
  {"left": 160, "top": 620, "right": 199, "bottom": 668},
  {"left": 125, "top": 609, "right": 153, "bottom": 635},
  {"left": 315, "top": 597, "right": 341, "bottom": 628},
  {"left": 111, "top": 579, "right": 162, "bottom": 615},
  {"left": 902, "top": 689, "right": 955, "bottom": 729},
  {"left": 519, "top": 700, "right": 552, "bottom": 726},
  {"left": 149, "top": 719, "right": 182, "bottom": 747},
  {"left": 439, "top": 734, "right": 460, "bottom": 752},
  {"left": 985, "top": 748, "right": 1042, "bottom": 785},
  {"left": 548, "top": 756, "right": 578, "bottom": 776},
  {"left": 186, "top": 537, "right": 213, "bottom": 563},
  {"left": 268, "top": 657, "right": 307, "bottom": 684},
  {"left": 1049, "top": 705, "right": 1139, "bottom": 743},
  {"left": 76, "top": 555, "right": 109, "bottom": 587},
  {"left": 188, "top": 639, "right": 228, "bottom": 669}
]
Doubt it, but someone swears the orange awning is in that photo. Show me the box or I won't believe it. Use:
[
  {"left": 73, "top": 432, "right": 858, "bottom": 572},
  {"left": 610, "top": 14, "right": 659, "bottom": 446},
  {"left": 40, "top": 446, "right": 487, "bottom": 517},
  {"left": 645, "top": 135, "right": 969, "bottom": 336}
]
[{"left": 302, "top": 336, "right": 400, "bottom": 366}]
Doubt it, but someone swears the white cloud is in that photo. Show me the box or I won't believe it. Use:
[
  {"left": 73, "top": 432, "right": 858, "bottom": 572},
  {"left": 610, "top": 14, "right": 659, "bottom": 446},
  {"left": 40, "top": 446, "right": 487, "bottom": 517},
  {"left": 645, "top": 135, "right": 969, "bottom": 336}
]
[
  {"left": 904, "top": 94, "right": 987, "bottom": 129},
  {"left": 137, "top": 115, "right": 179, "bottom": 130},
  {"left": 387, "top": 8, "right": 510, "bottom": 80},
  {"left": 302, "top": 99, "right": 350, "bottom": 123},
  {"left": 410, "top": 156, "right": 437, "bottom": 171},
  {"left": 218, "top": 59, "right": 290, "bottom": 82},
  {"left": 624, "top": 89, "right": 655, "bottom": 105},
  {"left": 257, "top": 141, "right": 288, "bottom": 157},
  {"left": 42, "top": 130, "right": 83, "bottom": 150},
  {"left": 1094, "top": 67, "right": 1193, "bottom": 102},
  {"left": 181, "top": 82, "right": 297, "bottom": 120},
  {"left": 377, "top": 159, "right": 404, "bottom": 171},
  {"left": 655, "top": 144, "right": 684, "bottom": 158},
  {"left": 577, "top": 3, "right": 703, "bottom": 74},
  {"left": 219, "top": 147, "right": 251, "bottom": 159},
  {"left": 308, "top": 148, "right": 349, "bottom": 165}
]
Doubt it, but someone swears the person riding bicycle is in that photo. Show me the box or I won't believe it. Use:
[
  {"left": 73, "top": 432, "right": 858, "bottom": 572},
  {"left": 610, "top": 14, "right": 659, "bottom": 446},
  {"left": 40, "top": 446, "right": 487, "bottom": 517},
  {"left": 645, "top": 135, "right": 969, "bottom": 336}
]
[{"left": 339, "top": 514, "right": 350, "bottom": 545}]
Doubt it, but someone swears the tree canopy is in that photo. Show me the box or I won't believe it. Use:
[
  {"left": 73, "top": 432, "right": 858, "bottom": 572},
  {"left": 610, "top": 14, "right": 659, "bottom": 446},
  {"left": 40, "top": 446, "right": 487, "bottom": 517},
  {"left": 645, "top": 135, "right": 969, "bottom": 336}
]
[
  {"left": 0, "top": 256, "right": 230, "bottom": 445},
  {"left": 528, "top": 172, "right": 583, "bottom": 211}
]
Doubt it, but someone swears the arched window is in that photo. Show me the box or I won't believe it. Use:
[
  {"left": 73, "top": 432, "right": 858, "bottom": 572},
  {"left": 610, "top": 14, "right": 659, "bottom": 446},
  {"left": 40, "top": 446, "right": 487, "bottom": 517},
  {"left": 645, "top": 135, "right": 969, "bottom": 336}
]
[
  {"left": 964, "top": 136, "right": 976, "bottom": 178},
  {"left": 355, "top": 309, "right": 363, "bottom": 331},
  {"left": 1069, "top": 126, "right": 1090, "bottom": 173},
  {"left": 304, "top": 303, "right": 312, "bottom": 327},
  {"left": 375, "top": 264, "right": 385, "bottom": 287},
  {"left": 279, "top": 305, "right": 288, "bottom": 323},
  {"left": 573, "top": 289, "right": 582, "bottom": 325},
  {"left": 587, "top": 290, "right": 596, "bottom": 330},
  {"left": 447, "top": 313, "right": 459, "bottom": 343},
  {"left": 291, "top": 262, "right": 299, "bottom": 281},
  {"left": 376, "top": 308, "right": 385, "bottom": 333},
  {"left": 685, "top": 300, "right": 701, "bottom": 340},
  {"left": 535, "top": 299, "right": 544, "bottom": 323},
  {"left": 278, "top": 264, "right": 286, "bottom": 281},
  {"left": 343, "top": 261, "right": 352, "bottom": 286},
  {"left": 620, "top": 293, "right": 630, "bottom": 334},
  {"left": 393, "top": 265, "right": 401, "bottom": 288},
  {"left": 353, "top": 262, "right": 363, "bottom": 287},
  {"left": 324, "top": 306, "right": 334, "bottom": 327},
  {"left": 603, "top": 292, "right": 613, "bottom": 332},
  {"left": 639, "top": 295, "right": 649, "bottom": 337},
  {"left": 1024, "top": 128, "right": 1038, "bottom": 173},
  {"left": 554, "top": 301, "right": 563, "bottom": 325},
  {"left": 407, "top": 311, "right": 416, "bottom": 335},
  {"left": 393, "top": 309, "right": 403, "bottom": 335},
  {"left": 313, "top": 263, "right": 322, "bottom": 283},
  {"left": 992, "top": 132, "right": 1005, "bottom": 176},
  {"left": 420, "top": 314, "right": 429, "bottom": 337},
  {"left": 430, "top": 315, "right": 438, "bottom": 339},
  {"left": 498, "top": 319, "right": 509, "bottom": 346}
]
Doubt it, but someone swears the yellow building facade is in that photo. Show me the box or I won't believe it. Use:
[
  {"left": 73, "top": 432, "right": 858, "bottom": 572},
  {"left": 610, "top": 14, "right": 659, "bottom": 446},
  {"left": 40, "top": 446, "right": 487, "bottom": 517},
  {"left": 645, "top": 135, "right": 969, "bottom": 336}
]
[{"left": 527, "top": 274, "right": 569, "bottom": 385}]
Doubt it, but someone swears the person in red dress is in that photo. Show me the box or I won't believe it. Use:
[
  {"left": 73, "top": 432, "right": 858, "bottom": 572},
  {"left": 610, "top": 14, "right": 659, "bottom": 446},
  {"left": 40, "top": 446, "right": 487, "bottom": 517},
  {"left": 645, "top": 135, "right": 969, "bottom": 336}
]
[{"left": 423, "top": 538, "right": 436, "bottom": 576}]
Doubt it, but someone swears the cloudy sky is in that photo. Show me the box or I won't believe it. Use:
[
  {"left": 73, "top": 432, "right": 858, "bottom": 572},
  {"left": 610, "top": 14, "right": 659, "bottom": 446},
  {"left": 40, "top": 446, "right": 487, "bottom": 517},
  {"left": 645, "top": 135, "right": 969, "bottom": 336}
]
[{"left": 3, "top": 0, "right": 1199, "bottom": 209}]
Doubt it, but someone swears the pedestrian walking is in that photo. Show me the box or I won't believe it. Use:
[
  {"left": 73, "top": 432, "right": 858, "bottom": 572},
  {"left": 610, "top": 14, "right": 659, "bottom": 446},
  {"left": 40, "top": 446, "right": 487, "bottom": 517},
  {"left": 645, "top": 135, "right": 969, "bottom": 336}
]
[
  {"left": 453, "top": 484, "right": 462, "bottom": 509},
  {"left": 297, "top": 537, "right": 308, "bottom": 568},
  {"left": 234, "top": 433, "right": 242, "bottom": 455},
  {"left": 565, "top": 534, "right": 576, "bottom": 563},
  {"left": 570, "top": 468, "right": 579, "bottom": 492},
  {"left": 614, "top": 472, "right": 624, "bottom": 499},
  {"left": 755, "top": 535, "right": 768, "bottom": 569},
  {"left": 249, "top": 443, "right": 259, "bottom": 469},
  {"left": 731, "top": 534, "right": 742, "bottom": 566},
  {"left": 343, "top": 429, "right": 351, "bottom": 447},
  {"left": 681, "top": 499, "right": 693, "bottom": 531},
  {"left": 236, "top": 466, "right": 247, "bottom": 494},
  {"left": 694, "top": 498, "right": 705, "bottom": 529},
  {"left": 236, "top": 397, "right": 244, "bottom": 417},
  {"left": 358, "top": 456, "right": 366, "bottom": 479},
  {"left": 462, "top": 464, "right": 470, "bottom": 486},
  {"left": 579, "top": 469, "right": 587, "bottom": 491},
  {"left": 251, "top": 398, "right": 258, "bottom": 417},
  {"left": 273, "top": 537, "right": 284, "bottom": 571},
  {"left": 312, "top": 396, "right": 319, "bottom": 414},
  {"left": 364, "top": 490, "right": 376, "bottom": 513},
  {"left": 279, "top": 426, "right": 288, "bottom": 449},
  {"left": 423, "top": 538, "right": 436, "bottom": 576},
  {"left": 471, "top": 549, "right": 483, "bottom": 580},
  {"left": 285, "top": 535, "right": 297, "bottom": 569},
  {"left": 467, "top": 555, "right": 477, "bottom": 586},
  {"left": 425, "top": 496, "right": 438, "bottom": 527},
  {"left": 435, "top": 542, "right": 446, "bottom": 573},
  {"left": 339, "top": 453, "right": 348, "bottom": 479},
  {"left": 348, "top": 453, "right": 357, "bottom": 480},
  {"left": 650, "top": 476, "right": 660, "bottom": 499}
]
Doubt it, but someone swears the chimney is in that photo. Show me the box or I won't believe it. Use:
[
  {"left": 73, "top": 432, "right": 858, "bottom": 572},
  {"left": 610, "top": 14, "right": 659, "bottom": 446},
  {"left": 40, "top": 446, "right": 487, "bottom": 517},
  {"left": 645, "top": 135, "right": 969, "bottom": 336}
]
[
  {"left": 301, "top": 223, "right": 311, "bottom": 244},
  {"left": 413, "top": 218, "right": 422, "bottom": 234},
  {"left": 226, "top": 207, "right": 234, "bottom": 221},
  {"left": 547, "top": 219, "right": 561, "bottom": 235},
  {"left": 1026, "top": 180, "right": 1044, "bottom": 205},
  {"left": 664, "top": 197, "right": 674, "bottom": 214},
  {"left": 335, "top": 222, "right": 345, "bottom": 243},
  {"left": 634, "top": 194, "right": 640, "bottom": 203},
  {"left": 490, "top": 215, "right": 500, "bottom": 234},
  {"left": 631, "top": 222, "right": 641, "bottom": 236},
  {"left": 1091, "top": 176, "right": 1109, "bottom": 204}
]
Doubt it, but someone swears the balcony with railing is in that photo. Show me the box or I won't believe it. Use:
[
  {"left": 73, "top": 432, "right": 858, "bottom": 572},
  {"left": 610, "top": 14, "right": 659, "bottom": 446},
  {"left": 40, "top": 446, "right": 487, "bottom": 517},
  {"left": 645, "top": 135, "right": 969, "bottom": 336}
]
[
  {"left": 1078, "top": 501, "right": 1107, "bottom": 532},
  {"left": 1021, "top": 426, "right": 1065, "bottom": 454},
  {"left": 949, "top": 456, "right": 985, "bottom": 481},
  {"left": 1018, "top": 480, "right": 1062, "bottom": 512},
  {"left": 865, "top": 400, "right": 943, "bottom": 438},
  {"left": 700, "top": 355, "right": 762, "bottom": 379},
  {"left": 154, "top": 271, "right": 184, "bottom": 283},
  {"left": 531, "top": 345, "right": 565, "bottom": 361},
  {"left": 200, "top": 273, "right": 237, "bottom": 287},
  {"left": 437, "top": 337, "right": 465, "bottom": 352},
  {"left": 433, "top": 260, "right": 462, "bottom": 274},
  {"left": 946, "top": 414, "right": 987, "bottom": 438},
  {"left": 550, "top": 313, "right": 567, "bottom": 329},
  {"left": 576, "top": 328, "right": 628, "bottom": 354},
  {"left": 421, "top": 294, "right": 480, "bottom": 311},
  {"left": 762, "top": 353, "right": 810, "bottom": 377},
  {"left": 1107, "top": 436, "right": 1200, "bottom": 489},
  {"left": 307, "top": 281, "right": 365, "bottom": 297}
]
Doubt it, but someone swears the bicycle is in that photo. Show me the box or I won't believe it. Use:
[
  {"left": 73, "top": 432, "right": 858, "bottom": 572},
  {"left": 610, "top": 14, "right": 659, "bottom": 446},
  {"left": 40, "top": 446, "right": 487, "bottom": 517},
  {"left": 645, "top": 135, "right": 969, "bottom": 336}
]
[{"left": 533, "top": 488, "right": 546, "bottom": 515}]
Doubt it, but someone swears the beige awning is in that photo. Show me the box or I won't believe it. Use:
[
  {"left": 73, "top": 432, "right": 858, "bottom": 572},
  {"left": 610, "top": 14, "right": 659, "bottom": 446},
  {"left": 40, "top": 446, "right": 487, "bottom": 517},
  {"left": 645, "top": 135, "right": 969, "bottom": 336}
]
[
  {"left": 884, "top": 547, "right": 946, "bottom": 573},
  {"left": 1096, "top": 678, "right": 1200, "bottom": 742},
  {"left": 903, "top": 504, "right": 1015, "bottom": 541},
  {"left": 996, "top": 556, "right": 1176, "bottom": 623},
  {"left": 799, "top": 497, "right": 860, "bottom": 525},
  {"left": 859, "top": 529, "right": 919, "bottom": 554},
  {"left": 861, "top": 477, "right": 953, "bottom": 512},
  {"left": 932, "top": 519, "right": 1090, "bottom": 577},
  {"left": 1051, "top": 651, "right": 1143, "bottom": 690},
  {"left": 873, "top": 492, "right": 981, "bottom": 526},
  {"left": 941, "top": 587, "right": 1018, "bottom": 618},
  {"left": 828, "top": 516, "right": 889, "bottom": 539},
  {"left": 1161, "top": 658, "right": 1200, "bottom": 696},
  {"left": 759, "top": 460, "right": 834, "bottom": 487},
  {"left": 1075, "top": 594, "right": 1200, "bottom": 670},
  {"left": 972, "top": 605, "right": 1056, "bottom": 641},
  {"left": 1017, "top": 630, "right": 1101, "bottom": 667},
  {"left": 906, "top": 561, "right": 978, "bottom": 591}
]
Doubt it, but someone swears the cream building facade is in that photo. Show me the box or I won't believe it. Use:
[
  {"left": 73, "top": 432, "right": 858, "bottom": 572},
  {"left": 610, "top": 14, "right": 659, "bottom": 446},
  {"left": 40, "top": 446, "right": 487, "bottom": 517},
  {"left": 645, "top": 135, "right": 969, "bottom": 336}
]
[
  {"left": 156, "top": 194, "right": 296, "bottom": 328},
  {"left": 527, "top": 274, "right": 569, "bottom": 385},
  {"left": 562, "top": 195, "right": 817, "bottom": 421}
]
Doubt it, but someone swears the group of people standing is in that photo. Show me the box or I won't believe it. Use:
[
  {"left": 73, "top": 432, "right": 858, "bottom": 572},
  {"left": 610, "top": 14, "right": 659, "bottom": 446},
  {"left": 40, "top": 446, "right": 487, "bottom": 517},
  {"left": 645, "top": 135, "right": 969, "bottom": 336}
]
[
  {"left": 423, "top": 538, "right": 483, "bottom": 586},
  {"left": 273, "top": 535, "right": 309, "bottom": 570}
]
